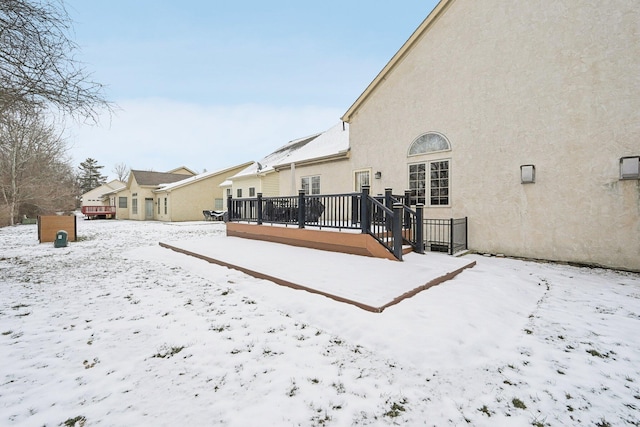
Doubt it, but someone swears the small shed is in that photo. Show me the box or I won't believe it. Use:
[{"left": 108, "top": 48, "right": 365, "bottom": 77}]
[{"left": 38, "top": 215, "right": 77, "bottom": 243}]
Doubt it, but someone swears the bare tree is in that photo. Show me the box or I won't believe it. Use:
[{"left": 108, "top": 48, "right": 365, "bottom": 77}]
[
  {"left": 0, "top": 0, "right": 111, "bottom": 121},
  {"left": 112, "top": 162, "right": 130, "bottom": 182},
  {"left": 0, "top": 105, "right": 75, "bottom": 225}
]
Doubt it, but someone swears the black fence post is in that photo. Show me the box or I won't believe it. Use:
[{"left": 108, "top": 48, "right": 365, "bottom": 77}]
[
  {"left": 449, "top": 218, "right": 454, "bottom": 255},
  {"left": 404, "top": 189, "right": 412, "bottom": 206},
  {"left": 464, "top": 216, "right": 468, "bottom": 250},
  {"left": 384, "top": 188, "right": 393, "bottom": 231},
  {"left": 384, "top": 188, "right": 392, "bottom": 207},
  {"left": 360, "top": 186, "right": 370, "bottom": 234},
  {"left": 257, "top": 193, "right": 263, "bottom": 225},
  {"left": 227, "top": 195, "right": 233, "bottom": 221},
  {"left": 403, "top": 189, "right": 412, "bottom": 228},
  {"left": 415, "top": 203, "right": 424, "bottom": 254},
  {"left": 393, "top": 203, "right": 403, "bottom": 260},
  {"left": 298, "top": 190, "right": 306, "bottom": 229}
]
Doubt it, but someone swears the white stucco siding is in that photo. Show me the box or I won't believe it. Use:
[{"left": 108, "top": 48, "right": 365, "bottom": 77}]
[{"left": 349, "top": 0, "right": 640, "bottom": 270}]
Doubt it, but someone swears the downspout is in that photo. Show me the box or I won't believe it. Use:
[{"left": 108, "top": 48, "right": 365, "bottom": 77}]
[{"left": 291, "top": 162, "right": 296, "bottom": 195}]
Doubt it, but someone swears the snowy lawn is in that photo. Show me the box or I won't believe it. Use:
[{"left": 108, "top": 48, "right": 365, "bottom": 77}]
[{"left": 1, "top": 219, "right": 639, "bottom": 426}]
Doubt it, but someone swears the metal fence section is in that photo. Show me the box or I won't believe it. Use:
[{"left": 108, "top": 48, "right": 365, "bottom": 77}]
[{"left": 424, "top": 217, "right": 468, "bottom": 255}]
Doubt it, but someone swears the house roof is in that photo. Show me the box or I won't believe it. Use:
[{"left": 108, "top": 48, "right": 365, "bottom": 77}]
[
  {"left": 130, "top": 170, "right": 192, "bottom": 187},
  {"left": 99, "top": 180, "right": 126, "bottom": 196},
  {"left": 230, "top": 122, "right": 350, "bottom": 180},
  {"left": 232, "top": 133, "right": 322, "bottom": 178},
  {"left": 81, "top": 180, "right": 126, "bottom": 199},
  {"left": 272, "top": 122, "right": 349, "bottom": 170},
  {"left": 341, "top": 0, "right": 451, "bottom": 123},
  {"left": 154, "top": 161, "right": 253, "bottom": 193},
  {"left": 165, "top": 166, "right": 198, "bottom": 175}
]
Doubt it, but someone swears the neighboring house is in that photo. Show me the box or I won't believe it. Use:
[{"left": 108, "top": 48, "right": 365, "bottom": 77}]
[
  {"left": 80, "top": 180, "right": 126, "bottom": 208},
  {"left": 273, "top": 122, "right": 350, "bottom": 196},
  {"left": 105, "top": 185, "right": 131, "bottom": 220},
  {"left": 126, "top": 169, "right": 197, "bottom": 220},
  {"left": 341, "top": 0, "right": 640, "bottom": 270},
  {"left": 227, "top": 133, "right": 321, "bottom": 198},
  {"left": 227, "top": 122, "right": 351, "bottom": 199},
  {"left": 153, "top": 162, "right": 252, "bottom": 222}
]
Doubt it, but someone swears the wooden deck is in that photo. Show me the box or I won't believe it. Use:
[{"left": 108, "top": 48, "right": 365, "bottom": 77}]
[
  {"left": 159, "top": 233, "right": 476, "bottom": 313},
  {"left": 227, "top": 222, "right": 403, "bottom": 261}
]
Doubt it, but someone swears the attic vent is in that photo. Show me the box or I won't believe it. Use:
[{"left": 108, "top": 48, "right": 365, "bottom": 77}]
[{"left": 620, "top": 156, "right": 640, "bottom": 179}]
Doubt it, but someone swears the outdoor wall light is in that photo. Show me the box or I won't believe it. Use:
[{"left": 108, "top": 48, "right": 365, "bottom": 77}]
[
  {"left": 520, "top": 165, "right": 535, "bottom": 184},
  {"left": 375, "top": 171, "right": 382, "bottom": 179},
  {"left": 620, "top": 156, "right": 640, "bottom": 180}
]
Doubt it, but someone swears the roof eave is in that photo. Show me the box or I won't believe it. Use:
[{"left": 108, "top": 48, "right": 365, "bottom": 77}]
[{"left": 273, "top": 150, "right": 350, "bottom": 171}]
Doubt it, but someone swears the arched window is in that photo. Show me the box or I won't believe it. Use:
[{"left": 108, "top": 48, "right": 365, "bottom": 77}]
[{"left": 408, "top": 132, "right": 450, "bottom": 156}]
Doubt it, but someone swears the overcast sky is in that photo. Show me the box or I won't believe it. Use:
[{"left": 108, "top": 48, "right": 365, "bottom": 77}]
[{"left": 64, "top": 1, "right": 439, "bottom": 180}]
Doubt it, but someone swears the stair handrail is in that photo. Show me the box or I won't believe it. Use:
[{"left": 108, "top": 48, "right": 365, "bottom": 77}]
[{"left": 386, "top": 189, "right": 424, "bottom": 254}]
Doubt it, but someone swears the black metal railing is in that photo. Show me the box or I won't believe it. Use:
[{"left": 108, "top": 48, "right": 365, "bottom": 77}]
[
  {"left": 424, "top": 217, "right": 468, "bottom": 255},
  {"left": 227, "top": 187, "right": 467, "bottom": 259},
  {"left": 385, "top": 189, "right": 424, "bottom": 254},
  {"left": 228, "top": 191, "right": 362, "bottom": 230}
]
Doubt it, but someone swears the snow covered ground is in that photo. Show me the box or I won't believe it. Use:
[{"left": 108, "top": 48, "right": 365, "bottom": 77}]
[{"left": 1, "top": 218, "right": 639, "bottom": 426}]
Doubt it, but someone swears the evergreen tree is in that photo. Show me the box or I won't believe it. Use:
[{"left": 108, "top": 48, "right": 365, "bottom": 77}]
[{"left": 77, "top": 158, "right": 107, "bottom": 195}]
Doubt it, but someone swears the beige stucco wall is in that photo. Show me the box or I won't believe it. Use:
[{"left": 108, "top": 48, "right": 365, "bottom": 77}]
[
  {"left": 348, "top": 0, "right": 640, "bottom": 270},
  {"left": 113, "top": 190, "right": 130, "bottom": 220},
  {"left": 127, "top": 179, "right": 156, "bottom": 221},
  {"left": 155, "top": 165, "right": 250, "bottom": 221},
  {"left": 157, "top": 177, "right": 223, "bottom": 221}
]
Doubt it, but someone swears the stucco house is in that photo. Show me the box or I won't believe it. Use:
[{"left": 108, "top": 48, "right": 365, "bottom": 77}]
[
  {"left": 340, "top": 0, "right": 639, "bottom": 270},
  {"left": 153, "top": 162, "right": 252, "bottom": 222}
]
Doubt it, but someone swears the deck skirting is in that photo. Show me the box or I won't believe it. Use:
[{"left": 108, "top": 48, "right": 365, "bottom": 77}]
[{"left": 226, "top": 222, "right": 398, "bottom": 261}]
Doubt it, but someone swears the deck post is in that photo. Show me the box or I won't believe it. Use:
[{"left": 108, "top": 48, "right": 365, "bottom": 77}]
[
  {"left": 257, "top": 193, "right": 263, "bottom": 225},
  {"left": 227, "top": 195, "right": 233, "bottom": 222},
  {"left": 403, "top": 189, "right": 412, "bottom": 229},
  {"left": 393, "top": 203, "right": 403, "bottom": 260},
  {"left": 415, "top": 203, "right": 424, "bottom": 254},
  {"left": 385, "top": 188, "right": 393, "bottom": 231},
  {"left": 298, "top": 190, "right": 306, "bottom": 229},
  {"left": 360, "top": 186, "right": 370, "bottom": 234}
]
